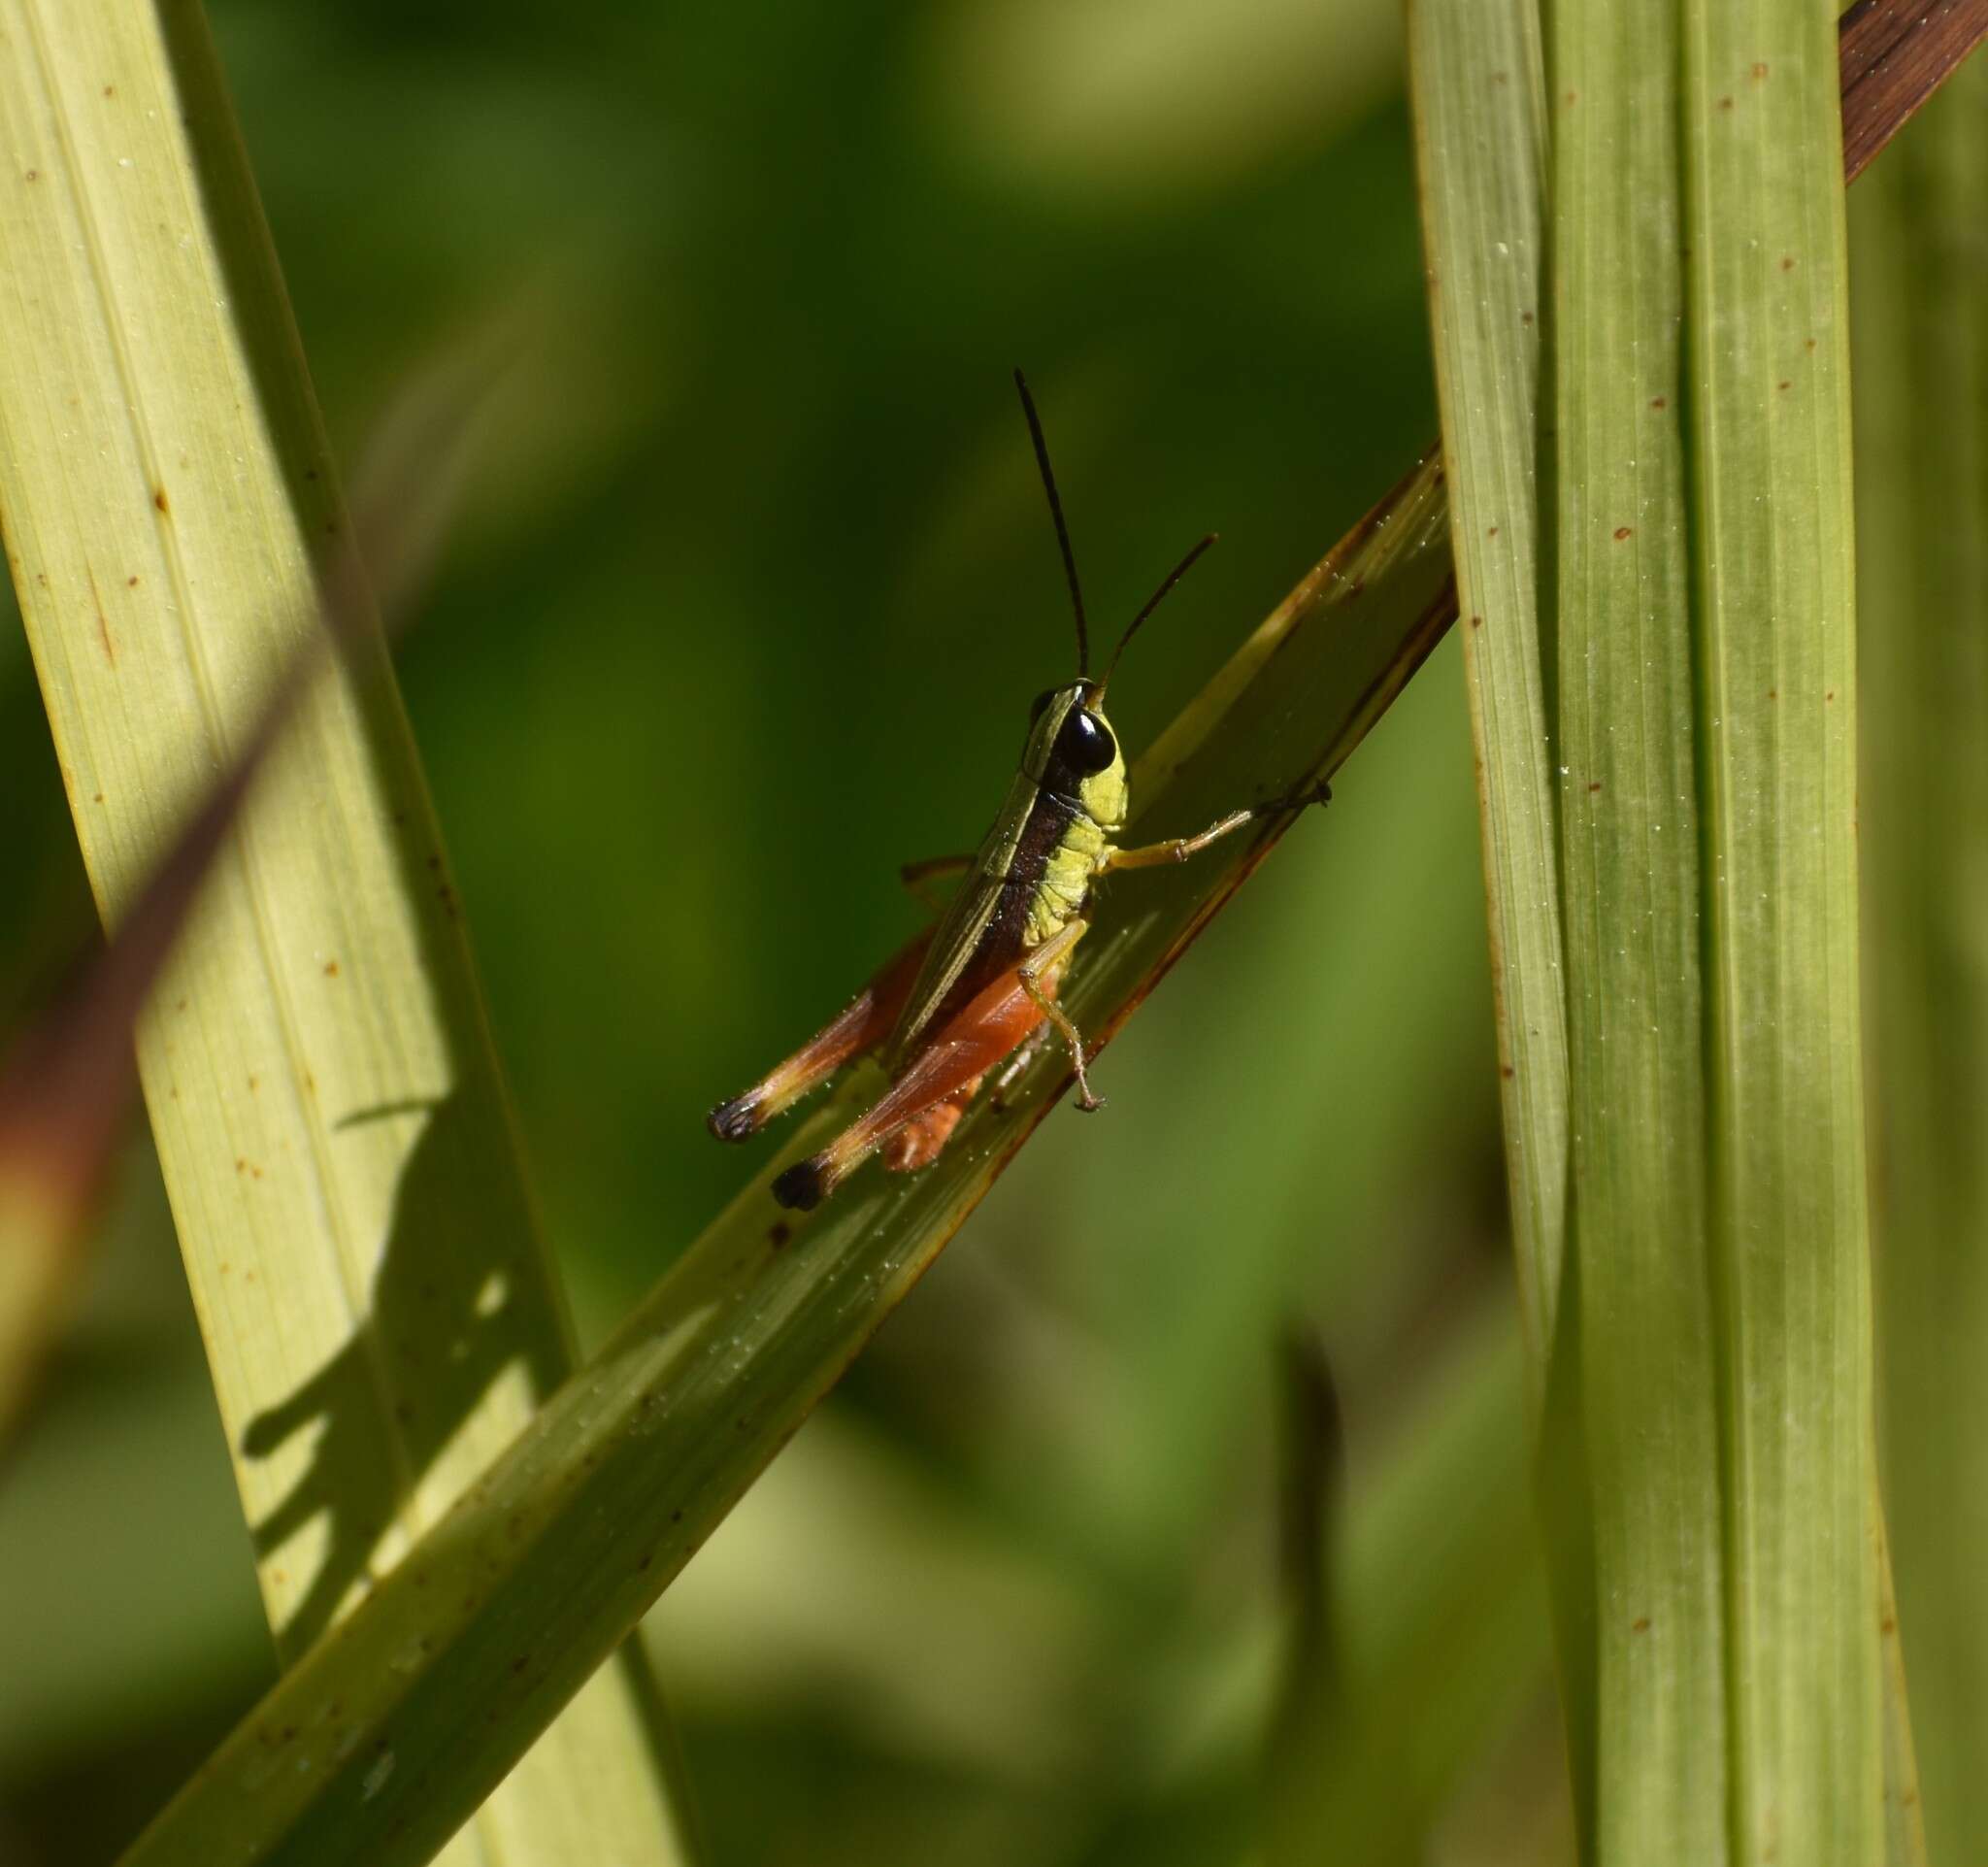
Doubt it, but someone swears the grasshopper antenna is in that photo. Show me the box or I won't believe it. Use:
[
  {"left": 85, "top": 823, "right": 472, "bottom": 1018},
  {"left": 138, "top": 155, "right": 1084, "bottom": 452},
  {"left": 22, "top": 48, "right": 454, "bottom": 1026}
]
[
  {"left": 1014, "top": 368, "right": 1089, "bottom": 677},
  {"left": 1097, "top": 531, "right": 1218, "bottom": 700}
]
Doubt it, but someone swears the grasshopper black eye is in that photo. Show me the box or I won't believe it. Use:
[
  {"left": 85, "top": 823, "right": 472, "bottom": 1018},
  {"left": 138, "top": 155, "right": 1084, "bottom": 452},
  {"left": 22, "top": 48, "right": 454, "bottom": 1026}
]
[{"left": 1057, "top": 709, "right": 1116, "bottom": 775}]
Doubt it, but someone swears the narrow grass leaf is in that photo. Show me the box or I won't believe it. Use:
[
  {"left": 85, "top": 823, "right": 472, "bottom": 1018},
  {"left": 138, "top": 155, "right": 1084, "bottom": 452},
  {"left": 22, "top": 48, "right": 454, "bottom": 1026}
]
[
  {"left": 0, "top": 6, "right": 694, "bottom": 1860},
  {"left": 1549, "top": 6, "right": 1730, "bottom": 1857},
  {"left": 1408, "top": 0, "right": 1564, "bottom": 1387},
  {"left": 1526, "top": 0, "right": 1895, "bottom": 1859},
  {"left": 1407, "top": 1, "right": 1605, "bottom": 1840},
  {"left": 1683, "top": 7, "right": 1883, "bottom": 1858}
]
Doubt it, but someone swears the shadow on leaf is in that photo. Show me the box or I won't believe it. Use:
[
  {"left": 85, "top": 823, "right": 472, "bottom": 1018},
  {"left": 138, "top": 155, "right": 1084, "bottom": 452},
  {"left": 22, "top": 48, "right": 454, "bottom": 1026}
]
[{"left": 239, "top": 1090, "right": 557, "bottom": 1656}]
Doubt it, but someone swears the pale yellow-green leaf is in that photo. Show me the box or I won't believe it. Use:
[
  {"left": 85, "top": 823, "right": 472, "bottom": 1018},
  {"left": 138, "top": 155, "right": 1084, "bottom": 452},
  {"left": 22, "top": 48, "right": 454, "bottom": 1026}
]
[
  {"left": 0, "top": 5, "right": 692, "bottom": 1860},
  {"left": 1853, "top": 50, "right": 1988, "bottom": 1867},
  {"left": 117, "top": 457, "right": 1457, "bottom": 1867}
]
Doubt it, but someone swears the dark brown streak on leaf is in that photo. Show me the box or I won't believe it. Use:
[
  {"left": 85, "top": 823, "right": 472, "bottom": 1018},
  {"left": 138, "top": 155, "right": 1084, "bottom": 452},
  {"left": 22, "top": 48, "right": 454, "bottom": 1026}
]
[
  {"left": 1839, "top": 0, "right": 1988, "bottom": 183},
  {"left": 3, "top": 557, "right": 372, "bottom": 1216},
  {"left": 0, "top": 733, "right": 266, "bottom": 1212},
  {"left": 87, "top": 566, "right": 116, "bottom": 666},
  {"left": 0, "top": 360, "right": 492, "bottom": 1440}
]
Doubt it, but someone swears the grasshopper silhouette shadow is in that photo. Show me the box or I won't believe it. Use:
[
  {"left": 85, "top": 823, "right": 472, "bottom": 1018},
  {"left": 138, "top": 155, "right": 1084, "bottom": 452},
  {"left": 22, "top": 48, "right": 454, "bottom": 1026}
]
[{"left": 239, "top": 1090, "right": 560, "bottom": 1657}]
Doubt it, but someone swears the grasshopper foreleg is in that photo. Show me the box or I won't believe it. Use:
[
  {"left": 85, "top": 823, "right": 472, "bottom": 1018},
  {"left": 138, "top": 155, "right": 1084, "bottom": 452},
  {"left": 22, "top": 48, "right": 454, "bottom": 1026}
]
[
  {"left": 1016, "top": 917, "right": 1101, "bottom": 1112},
  {"left": 772, "top": 952, "right": 1057, "bottom": 1211},
  {"left": 1097, "top": 778, "right": 1331, "bottom": 874}
]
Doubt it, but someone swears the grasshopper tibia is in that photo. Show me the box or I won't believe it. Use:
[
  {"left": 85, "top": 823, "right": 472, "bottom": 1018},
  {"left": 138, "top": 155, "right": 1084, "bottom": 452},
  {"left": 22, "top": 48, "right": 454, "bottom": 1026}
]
[
  {"left": 768, "top": 948, "right": 1070, "bottom": 1211},
  {"left": 707, "top": 931, "right": 931, "bottom": 1144}
]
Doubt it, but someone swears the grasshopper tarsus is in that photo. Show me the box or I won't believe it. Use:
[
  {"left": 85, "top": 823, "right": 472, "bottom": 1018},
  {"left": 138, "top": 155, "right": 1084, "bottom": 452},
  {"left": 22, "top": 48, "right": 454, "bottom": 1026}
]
[
  {"left": 1277, "top": 777, "right": 1332, "bottom": 814},
  {"left": 708, "top": 1096, "right": 763, "bottom": 1143},
  {"left": 773, "top": 1157, "right": 828, "bottom": 1212}
]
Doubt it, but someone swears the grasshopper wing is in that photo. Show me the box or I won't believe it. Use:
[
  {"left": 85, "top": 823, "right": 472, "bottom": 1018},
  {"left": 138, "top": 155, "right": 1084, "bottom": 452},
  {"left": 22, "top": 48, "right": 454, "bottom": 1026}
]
[{"left": 883, "top": 767, "right": 1039, "bottom": 1067}]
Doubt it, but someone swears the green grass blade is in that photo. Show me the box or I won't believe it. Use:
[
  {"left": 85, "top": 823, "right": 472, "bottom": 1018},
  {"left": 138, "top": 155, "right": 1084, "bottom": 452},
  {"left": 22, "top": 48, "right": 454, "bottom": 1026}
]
[
  {"left": 1408, "top": 0, "right": 1564, "bottom": 1392},
  {"left": 1418, "top": 7, "right": 1960, "bottom": 1861},
  {"left": 1550, "top": 7, "right": 1729, "bottom": 1856},
  {"left": 1853, "top": 52, "right": 1988, "bottom": 1867},
  {"left": 0, "top": 6, "right": 694, "bottom": 1860},
  {"left": 1408, "top": 1, "right": 1601, "bottom": 1839},
  {"left": 1538, "top": 1, "right": 1894, "bottom": 1858},
  {"left": 1683, "top": 7, "right": 1881, "bottom": 1856},
  {"left": 1417, "top": 0, "right": 1920, "bottom": 1856},
  {"left": 116, "top": 457, "right": 1457, "bottom": 1867}
]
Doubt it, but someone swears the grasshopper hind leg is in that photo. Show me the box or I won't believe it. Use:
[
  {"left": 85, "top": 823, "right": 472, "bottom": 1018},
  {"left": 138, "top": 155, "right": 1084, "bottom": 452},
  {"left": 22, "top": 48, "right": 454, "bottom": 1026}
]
[
  {"left": 709, "top": 1000, "right": 869, "bottom": 1145},
  {"left": 708, "top": 930, "right": 931, "bottom": 1143},
  {"left": 773, "top": 1077, "right": 981, "bottom": 1210},
  {"left": 883, "top": 1081, "right": 982, "bottom": 1173},
  {"left": 776, "top": 1069, "right": 983, "bottom": 1205},
  {"left": 771, "top": 935, "right": 1080, "bottom": 1211}
]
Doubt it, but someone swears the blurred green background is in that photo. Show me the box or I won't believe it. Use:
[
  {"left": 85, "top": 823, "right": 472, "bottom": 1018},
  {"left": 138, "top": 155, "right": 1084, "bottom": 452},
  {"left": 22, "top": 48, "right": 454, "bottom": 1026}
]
[{"left": 0, "top": 3, "right": 1557, "bottom": 1862}]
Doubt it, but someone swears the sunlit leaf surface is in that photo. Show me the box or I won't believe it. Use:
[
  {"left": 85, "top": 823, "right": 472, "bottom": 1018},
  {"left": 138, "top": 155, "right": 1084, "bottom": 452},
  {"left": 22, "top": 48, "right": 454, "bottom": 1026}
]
[{"left": 0, "top": 7, "right": 694, "bottom": 1861}]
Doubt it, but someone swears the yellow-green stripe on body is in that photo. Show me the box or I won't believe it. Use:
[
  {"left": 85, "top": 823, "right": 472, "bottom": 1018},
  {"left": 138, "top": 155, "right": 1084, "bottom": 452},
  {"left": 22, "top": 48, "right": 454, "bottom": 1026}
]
[{"left": 885, "top": 682, "right": 1129, "bottom": 1068}]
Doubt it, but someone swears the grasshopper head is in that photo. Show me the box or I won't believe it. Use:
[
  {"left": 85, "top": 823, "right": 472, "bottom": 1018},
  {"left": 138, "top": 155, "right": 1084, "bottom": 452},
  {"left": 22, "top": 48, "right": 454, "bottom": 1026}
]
[
  {"left": 1006, "top": 369, "right": 1208, "bottom": 838},
  {"left": 1024, "top": 681, "right": 1128, "bottom": 830}
]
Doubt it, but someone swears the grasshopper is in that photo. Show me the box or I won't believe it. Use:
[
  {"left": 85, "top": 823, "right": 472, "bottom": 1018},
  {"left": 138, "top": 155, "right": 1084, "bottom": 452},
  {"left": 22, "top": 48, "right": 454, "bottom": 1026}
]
[{"left": 709, "top": 372, "right": 1331, "bottom": 1210}]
